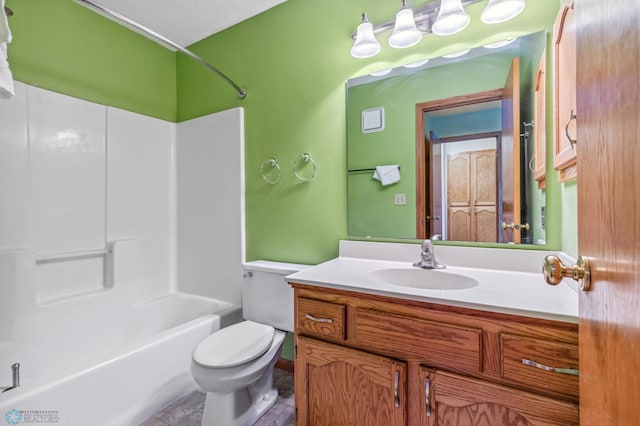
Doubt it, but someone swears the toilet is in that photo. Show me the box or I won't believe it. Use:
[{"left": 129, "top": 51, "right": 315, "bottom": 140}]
[{"left": 191, "top": 260, "right": 308, "bottom": 426}]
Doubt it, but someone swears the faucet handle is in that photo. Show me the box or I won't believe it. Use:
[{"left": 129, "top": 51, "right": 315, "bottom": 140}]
[{"left": 430, "top": 234, "right": 442, "bottom": 241}]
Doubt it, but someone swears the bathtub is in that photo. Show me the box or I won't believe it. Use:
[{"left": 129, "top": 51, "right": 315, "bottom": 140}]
[{"left": 0, "top": 293, "right": 242, "bottom": 426}]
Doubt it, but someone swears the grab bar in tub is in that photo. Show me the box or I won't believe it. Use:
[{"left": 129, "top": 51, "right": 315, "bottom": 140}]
[{"left": 35, "top": 245, "right": 113, "bottom": 264}]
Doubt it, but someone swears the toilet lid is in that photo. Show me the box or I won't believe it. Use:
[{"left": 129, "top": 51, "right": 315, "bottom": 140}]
[{"left": 193, "top": 321, "right": 275, "bottom": 368}]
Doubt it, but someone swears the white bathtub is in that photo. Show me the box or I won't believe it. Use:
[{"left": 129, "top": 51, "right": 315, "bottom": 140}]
[{"left": 0, "top": 293, "right": 242, "bottom": 426}]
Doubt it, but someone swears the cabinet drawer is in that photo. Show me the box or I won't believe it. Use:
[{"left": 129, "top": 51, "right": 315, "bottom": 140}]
[
  {"left": 353, "top": 308, "right": 482, "bottom": 374},
  {"left": 296, "top": 297, "right": 345, "bottom": 340},
  {"left": 501, "top": 334, "right": 579, "bottom": 400}
]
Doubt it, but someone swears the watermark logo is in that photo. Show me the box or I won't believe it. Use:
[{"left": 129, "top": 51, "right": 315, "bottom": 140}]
[
  {"left": 4, "top": 410, "right": 22, "bottom": 425},
  {"left": 4, "top": 409, "right": 60, "bottom": 424}
]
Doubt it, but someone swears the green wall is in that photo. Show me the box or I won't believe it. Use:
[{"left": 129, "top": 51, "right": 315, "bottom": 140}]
[{"left": 5, "top": 0, "right": 176, "bottom": 121}]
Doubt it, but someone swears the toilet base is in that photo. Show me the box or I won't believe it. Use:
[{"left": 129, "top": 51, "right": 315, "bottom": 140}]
[{"left": 200, "top": 348, "right": 281, "bottom": 426}]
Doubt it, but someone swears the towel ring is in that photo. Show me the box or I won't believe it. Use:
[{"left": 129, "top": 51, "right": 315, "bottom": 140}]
[
  {"left": 261, "top": 158, "right": 281, "bottom": 185},
  {"left": 293, "top": 153, "right": 316, "bottom": 182}
]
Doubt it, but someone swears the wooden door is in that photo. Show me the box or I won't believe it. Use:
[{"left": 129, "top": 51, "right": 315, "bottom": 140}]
[
  {"left": 295, "top": 336, "right": 406, "bottom": 426},
  {"left": 447, "top": 152, "right": 471, "bottom": 241},
  {"left": 500, "top": 58, "right": 521, "bottom": 243},
  {"left": 446, "top": 149, "right": 497, "bottom": 242},
  {"left": 576, "top": 0, "right": 640, "bottom": 423},
  {"left": 472, "top": 149, "right": 497, "bottom": 242},
  {"left": 425, "top": 370, "right": 578, "bottom": 425}
]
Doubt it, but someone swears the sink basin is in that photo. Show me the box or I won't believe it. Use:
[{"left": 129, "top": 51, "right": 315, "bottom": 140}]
[{"left": 368, "top": 268, "right": 479, "bottom": 290}]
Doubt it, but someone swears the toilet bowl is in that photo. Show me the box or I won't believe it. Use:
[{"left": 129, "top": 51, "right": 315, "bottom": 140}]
[{"left": 191, "top": 261, "right": 308, "bottom": 426}]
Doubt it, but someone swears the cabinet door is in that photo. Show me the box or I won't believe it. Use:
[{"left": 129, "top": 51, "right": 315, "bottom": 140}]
[
  {"left": 295, "top": 336, "right": 406, "bottom": 426},
  {"left": 428, "top": 371, "right": 578, "bottom": 426},
  {"left": 553, "top": 0, "right": 577, "bottom": 181}
]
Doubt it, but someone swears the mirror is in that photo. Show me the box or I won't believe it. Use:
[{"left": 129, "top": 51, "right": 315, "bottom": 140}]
[{"left": 347, "top": 31, "right": 547, "bottom": 244}]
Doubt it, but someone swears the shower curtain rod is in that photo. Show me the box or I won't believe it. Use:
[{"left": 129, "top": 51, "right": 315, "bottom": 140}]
[{"left": 74, "top": 0, "right": 247, "bottom": 99}]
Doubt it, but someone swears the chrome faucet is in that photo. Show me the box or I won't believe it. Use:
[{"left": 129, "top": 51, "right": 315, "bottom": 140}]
[{"left": 413, "top": 236, "right": 445, "bottom": 269}]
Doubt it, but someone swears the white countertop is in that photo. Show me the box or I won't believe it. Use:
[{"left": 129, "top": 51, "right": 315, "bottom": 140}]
[{"left": 285, "top": 241, "right": 579, "bottom": 323}]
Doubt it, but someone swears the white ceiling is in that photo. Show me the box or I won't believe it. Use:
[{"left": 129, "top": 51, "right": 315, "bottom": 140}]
[{"left": 94, "top": 0, "right": 287, "bottom": 47}]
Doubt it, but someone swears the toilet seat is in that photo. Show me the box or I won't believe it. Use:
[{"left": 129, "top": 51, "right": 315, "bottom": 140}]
[{"left": 193, "top": 321, "right": 275, "bottom": 368}]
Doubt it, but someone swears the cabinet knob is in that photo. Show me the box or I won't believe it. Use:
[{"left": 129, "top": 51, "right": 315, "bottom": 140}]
[{"left": 543, "top": 255, "right": 591, "bottom": 291}]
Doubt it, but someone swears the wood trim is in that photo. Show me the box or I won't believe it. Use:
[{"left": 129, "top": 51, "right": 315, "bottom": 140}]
[
  {"left": 276, "top": 358, "right": 294, "bottom": 373},
  {"left": 415, "top": 89, "right": 504, "bottom": 239}
]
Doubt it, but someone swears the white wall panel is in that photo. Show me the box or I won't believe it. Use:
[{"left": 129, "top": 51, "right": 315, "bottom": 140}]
[
  {"left": 0, "top": 83, "right": 30, "bottom": 249},
  {"left": 177, "top": 108, "right": 245, "bottom": 304},
  {"left": 106, "top": 107, "right": 176, "bottom": 298},
  {"left": 27, "top": 87, "right": 106, "bottom": 254}
]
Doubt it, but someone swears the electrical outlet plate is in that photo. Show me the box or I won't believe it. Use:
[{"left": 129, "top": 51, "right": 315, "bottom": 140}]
[{"left": 394, "top": 194, "right": 406, "bottom": 205}]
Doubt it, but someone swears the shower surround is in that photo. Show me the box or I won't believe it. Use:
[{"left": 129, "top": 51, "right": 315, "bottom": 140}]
[{"left": 0, "top": 83, "right": 245, "bottom": 425}]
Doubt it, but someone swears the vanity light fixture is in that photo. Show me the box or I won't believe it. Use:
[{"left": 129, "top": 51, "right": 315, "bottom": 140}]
[
  {"left": 480, "top": 0, "right": 525, "bottom": 24},
  {"left": 432, "top": 0, "right": 470, "bottom": 36},
  {"left": 350, "top": 0, "right": 526, "bottom": 59},
  {"left": 351, "top": 13, "right": 382, "bottom": 59},
  {"left": 388, "top": 0, "right": 423, "bottom": 49}
]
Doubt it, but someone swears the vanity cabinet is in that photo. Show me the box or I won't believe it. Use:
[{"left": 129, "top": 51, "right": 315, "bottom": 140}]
[
  {"left": 292, "top": 285, "right": 579, "bottom": 426},
  {"left": 553, "top": 0, "right": 577, "bottom": 182}
]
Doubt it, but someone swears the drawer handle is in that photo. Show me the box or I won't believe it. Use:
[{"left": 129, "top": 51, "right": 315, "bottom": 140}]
[
  {"left": 394, "top": 371, "right": 400, "bottom": 408},
  {"left": 305, "top": 314, "right": 333, "bottom": 324},
  {"left": 565, "top": 109, "right": 577, "bottom": 149},
  {"left": 425, "top": 377, "right": 431, "bottom": 417},
  {"left": 522, "top": 359, "right": 579, "bottom": 376}
]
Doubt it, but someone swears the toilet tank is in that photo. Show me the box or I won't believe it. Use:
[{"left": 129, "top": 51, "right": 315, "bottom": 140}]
[{"left": 242, "top": 260, "right": 310, "bottom": 332}]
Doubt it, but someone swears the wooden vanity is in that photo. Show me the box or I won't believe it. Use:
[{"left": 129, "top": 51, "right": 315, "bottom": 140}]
[{"left": 291, "top": 284, "right": 579, "bottom": 425}]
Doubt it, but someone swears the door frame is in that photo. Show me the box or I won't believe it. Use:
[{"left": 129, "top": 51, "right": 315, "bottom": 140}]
[{"left": 415, "top": 89, "right": 503, "bottom": 239}]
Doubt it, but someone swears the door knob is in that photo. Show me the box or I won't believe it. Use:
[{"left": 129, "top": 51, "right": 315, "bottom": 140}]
[
  {"left": 502, "top": 222, "right": 530, "bottom": 231},
  {"left": 427, "top": 215, "right": 440, "bottom": 221},
  {"left": 543, "top": 255, "right": 591, "bottom": 291}
]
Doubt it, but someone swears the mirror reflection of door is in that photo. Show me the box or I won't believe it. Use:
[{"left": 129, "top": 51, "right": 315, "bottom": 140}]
[
  {"left": 417, "top": 90, "right": 503, "bottom": 241},
  {"left": 500, "top": 57, "right": 521, "bottom": 243},
  {"left": 416, "top": 57, "right": 523, "bottom": 243}
]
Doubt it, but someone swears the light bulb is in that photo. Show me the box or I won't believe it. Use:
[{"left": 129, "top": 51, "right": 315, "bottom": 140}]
[
  {"left": 481, "top": 0, "right": 525, "bottom": 24},
  {"left": 388, "top": 4, "right": 422, "bottom": 49},
  {"left": 351, "top": 13, "right": 382, "bottom": 58},
  {"left": 432, "top": 0, "right": 470, "bottom": 36}
]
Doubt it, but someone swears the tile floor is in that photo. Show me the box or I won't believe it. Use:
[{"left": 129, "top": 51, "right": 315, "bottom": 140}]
[{"left": 139, "top": 368, "right": 295, "bottom": 426}]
